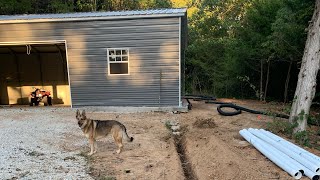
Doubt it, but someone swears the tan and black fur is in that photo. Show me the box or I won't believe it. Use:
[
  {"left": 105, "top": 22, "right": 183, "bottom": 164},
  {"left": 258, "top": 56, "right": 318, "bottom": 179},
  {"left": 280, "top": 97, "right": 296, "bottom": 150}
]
[{"left": 76, "top": 109, "right": 133, "bottom": 155}]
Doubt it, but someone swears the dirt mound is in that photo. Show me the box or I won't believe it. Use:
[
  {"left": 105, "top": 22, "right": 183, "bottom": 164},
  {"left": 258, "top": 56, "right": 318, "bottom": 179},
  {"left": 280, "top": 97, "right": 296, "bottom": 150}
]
[{"left": 193, "top": 118, "right": 216, "bottom": 128}]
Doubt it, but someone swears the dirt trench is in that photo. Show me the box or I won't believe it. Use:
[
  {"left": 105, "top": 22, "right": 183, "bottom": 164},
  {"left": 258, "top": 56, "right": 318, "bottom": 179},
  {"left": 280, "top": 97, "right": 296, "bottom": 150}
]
[{"left": 173, "top": 134, "right": 197, "bottom": 180}]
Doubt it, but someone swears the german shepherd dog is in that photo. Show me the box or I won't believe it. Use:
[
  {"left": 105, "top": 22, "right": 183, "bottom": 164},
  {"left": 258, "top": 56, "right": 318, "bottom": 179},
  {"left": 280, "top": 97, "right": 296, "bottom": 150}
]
[{"left": 76, "top": 109, "right": 133, "bottom": 155}]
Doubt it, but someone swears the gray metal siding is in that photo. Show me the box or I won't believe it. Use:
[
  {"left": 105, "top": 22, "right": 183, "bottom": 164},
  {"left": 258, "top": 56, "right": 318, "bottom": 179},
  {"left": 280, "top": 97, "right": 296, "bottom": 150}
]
[
  {"left": 0, "top": 17, "right": 181, "bottom": 107},
  {"left": 0, "top": 8, "right": 187, "bottom": 22}
]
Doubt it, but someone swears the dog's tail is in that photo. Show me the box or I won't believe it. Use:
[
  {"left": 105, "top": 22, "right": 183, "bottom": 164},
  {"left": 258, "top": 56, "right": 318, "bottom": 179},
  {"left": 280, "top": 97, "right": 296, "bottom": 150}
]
[{"left": 122, "top": 126, "right": 134, "bottom": 142}]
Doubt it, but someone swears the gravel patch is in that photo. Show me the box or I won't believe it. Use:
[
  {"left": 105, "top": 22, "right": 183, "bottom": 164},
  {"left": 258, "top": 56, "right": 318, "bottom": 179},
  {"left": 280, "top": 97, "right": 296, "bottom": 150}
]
[{"left": 0, "top": 107, "right": 93, "bottom": 180}]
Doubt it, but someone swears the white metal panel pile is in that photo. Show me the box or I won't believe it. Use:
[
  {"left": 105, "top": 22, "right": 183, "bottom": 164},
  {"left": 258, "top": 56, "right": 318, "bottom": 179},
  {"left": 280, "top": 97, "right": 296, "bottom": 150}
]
[{"left": 240, "top": 128, "right": 320, "bottom": 180}]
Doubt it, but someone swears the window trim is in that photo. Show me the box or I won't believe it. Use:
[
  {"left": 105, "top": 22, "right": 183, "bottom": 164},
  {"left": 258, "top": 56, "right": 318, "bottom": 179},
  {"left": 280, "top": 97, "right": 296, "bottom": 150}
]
[{"left": 107, "top": 48, "right": 130, "bottom": 75}]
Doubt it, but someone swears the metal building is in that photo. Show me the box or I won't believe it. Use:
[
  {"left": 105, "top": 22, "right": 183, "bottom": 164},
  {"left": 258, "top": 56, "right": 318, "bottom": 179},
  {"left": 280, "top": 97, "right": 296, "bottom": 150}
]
[{"left": 0, "top": 8, "right": 187, "bottom": 109}]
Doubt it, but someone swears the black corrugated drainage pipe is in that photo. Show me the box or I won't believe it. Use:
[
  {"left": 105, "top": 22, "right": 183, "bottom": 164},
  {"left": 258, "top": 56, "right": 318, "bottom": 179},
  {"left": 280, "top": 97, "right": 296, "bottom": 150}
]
[{"left": 206, "top": 101, "right": 289, "bottom": 119}]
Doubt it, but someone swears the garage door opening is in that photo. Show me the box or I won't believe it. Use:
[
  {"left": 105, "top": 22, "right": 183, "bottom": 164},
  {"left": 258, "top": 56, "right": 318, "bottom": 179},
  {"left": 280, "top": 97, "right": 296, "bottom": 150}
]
[{"left": 0, "top": 41, "right": 71, "bottom": 106}]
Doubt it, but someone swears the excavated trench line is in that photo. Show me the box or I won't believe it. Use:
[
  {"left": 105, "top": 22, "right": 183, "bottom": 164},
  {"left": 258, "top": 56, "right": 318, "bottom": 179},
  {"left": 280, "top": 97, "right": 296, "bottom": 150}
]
[{"left": 173, "top": 135, "right": 198, "bottom": 180}]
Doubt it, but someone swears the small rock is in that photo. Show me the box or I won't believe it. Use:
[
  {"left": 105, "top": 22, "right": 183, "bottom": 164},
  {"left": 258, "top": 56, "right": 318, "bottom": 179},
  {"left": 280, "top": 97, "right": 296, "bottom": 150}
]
[
  {"left": 171, "top": 125, "right": 180, "bottom": 131},
  {"left": 172, "top": 132, "right": 181, "bottom": 136},
  {"left": 168, "top": 120, "right": 179, "bottom": 126},
  {"left": 125, "top": 169, "right": 131, "bottom": 173},
  {"left": 238, "top": 140, "right": 250, "bottom": 147}
]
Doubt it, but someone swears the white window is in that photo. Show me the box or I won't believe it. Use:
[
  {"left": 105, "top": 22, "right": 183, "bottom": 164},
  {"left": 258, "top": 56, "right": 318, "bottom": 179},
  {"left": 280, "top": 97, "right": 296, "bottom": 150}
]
[{"left": 107, "top": 48, "right": 129, "bottom": 75}]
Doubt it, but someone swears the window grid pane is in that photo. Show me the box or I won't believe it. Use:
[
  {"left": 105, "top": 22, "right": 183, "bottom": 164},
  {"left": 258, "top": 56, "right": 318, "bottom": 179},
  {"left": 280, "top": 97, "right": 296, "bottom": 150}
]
[{"left": 108, "top": 48, "right": 129, "bottom": 74}]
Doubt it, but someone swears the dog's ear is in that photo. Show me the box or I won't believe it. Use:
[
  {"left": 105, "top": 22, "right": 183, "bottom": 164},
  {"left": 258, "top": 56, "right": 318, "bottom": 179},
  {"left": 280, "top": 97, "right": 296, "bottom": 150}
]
[
  {"left": 82, "top": 109, "right": 86, "bottom": 118},
  {"left": 76, "top": 109, "right": 80, "bottom": 115}
]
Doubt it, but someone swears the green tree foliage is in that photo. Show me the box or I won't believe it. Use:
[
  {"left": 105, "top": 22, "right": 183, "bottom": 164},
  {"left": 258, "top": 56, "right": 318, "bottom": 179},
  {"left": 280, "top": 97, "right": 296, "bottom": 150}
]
[
  {"left": 0, "top": 0, "right": 34, "bottom": 14},
  {"left": 186, "top": 0, "right": 314, "bottom": 101},
  {"left": 237, "top": 0, "right": 313, "bottom": 101},
  {"left": 49, "top": 0, "right": 74, "bottom": 13},
  {"left": 186, "top": 0, "right": 253, "bottom": 96},
  {"left": 0, "top": 0, "right": 316, "bottom": 102},
  {"left": 0, "top": 0, "right": 173, "bottom": 14}
]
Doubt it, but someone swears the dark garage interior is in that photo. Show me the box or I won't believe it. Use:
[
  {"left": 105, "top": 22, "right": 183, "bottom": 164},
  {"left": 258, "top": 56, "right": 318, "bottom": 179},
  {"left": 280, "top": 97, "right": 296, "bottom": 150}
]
[{"left": 0, "top": 42, "right": 71, "bottom": 106}]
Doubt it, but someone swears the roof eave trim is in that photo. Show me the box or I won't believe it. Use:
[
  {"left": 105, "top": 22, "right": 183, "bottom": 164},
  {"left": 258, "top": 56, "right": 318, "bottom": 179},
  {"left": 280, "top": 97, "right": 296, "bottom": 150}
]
[{"left": 0, "top": 13, "right": 186, "bottom": 24}]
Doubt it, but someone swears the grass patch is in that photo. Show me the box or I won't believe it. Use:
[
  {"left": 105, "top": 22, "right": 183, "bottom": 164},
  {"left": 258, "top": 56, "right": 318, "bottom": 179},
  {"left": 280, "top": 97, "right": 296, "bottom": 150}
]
[
  {"left": 293, "top": 131, "right": 311, "bottom": 147},
  {"left": 266, "top": 118, "right": 297, "bottom": 136},
  {"left": 308, "top": 114, "right": 320, "bottom": 126},
  {"left": 165, "top": 120, "right": 173, "bottom": 130},
  {"left": 266, "top": 114, "right": 320, "bottom": 148}
]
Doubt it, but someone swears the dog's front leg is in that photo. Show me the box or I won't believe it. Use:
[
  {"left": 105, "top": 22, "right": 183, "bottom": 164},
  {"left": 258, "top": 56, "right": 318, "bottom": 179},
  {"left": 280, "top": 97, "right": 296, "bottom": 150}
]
[
  {"left": 88, "top": 137, "right": 95, "bottom": 155},
  {"left": 93, "top": 140, "right": 97, "bottom": 154}
]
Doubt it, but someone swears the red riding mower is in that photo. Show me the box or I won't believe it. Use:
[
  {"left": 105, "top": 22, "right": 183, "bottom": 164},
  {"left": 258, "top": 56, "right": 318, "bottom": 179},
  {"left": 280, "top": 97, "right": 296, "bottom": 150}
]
[{"left": 29, "top": 88, "right": 52, "bottom": 106}]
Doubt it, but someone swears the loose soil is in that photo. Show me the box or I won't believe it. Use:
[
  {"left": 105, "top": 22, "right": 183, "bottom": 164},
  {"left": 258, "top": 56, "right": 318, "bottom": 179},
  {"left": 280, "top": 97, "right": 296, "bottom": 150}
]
[
  {"left": 81, "top": 99, "right": 320, "bottom": 180},
  {"left": 2, "top": 99, "right": 320, "bottom": 180}
]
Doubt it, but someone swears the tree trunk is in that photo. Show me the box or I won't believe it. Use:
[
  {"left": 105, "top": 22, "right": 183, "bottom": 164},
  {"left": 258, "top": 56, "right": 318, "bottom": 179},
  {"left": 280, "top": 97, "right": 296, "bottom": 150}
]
[
  {"left": 289, "top": 0, "right": 320, "bottom": 132},
  {"left": 260, "top": 59, "right": 263, "bottom": 101},
  {"left": 263, "top": 60, "right": 270, "bottom": 102},
  {"left": 94, "top": 0, "right": 97, "bottom": 11},
  {"left": 284, "top": 61, "right": 292, "bottom": 103}
]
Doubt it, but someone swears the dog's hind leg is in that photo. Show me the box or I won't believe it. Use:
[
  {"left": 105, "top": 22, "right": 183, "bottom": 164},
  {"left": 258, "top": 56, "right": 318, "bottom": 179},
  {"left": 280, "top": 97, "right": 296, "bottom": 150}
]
[
  {"left": 116, "top": 138, "right": 123, "bottom": 154},
  {"left": 113, "top": 131, "right": 123, "bottom": 154}
]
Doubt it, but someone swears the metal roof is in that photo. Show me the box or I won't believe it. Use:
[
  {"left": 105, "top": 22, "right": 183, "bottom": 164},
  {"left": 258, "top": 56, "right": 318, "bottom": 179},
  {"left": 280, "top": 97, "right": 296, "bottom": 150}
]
[{"left": 0, "top": 8, "right": 187, "bottom": 23}]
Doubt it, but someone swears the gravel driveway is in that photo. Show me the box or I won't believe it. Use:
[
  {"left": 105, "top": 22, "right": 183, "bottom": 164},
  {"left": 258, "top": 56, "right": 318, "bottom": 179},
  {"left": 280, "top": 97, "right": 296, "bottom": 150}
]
[{"left": 0, "top": 107, "right": 93, "bottom": 180}]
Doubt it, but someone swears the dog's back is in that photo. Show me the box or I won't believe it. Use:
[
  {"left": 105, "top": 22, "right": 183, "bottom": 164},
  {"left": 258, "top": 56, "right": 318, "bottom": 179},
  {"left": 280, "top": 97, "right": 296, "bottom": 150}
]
[{"left": 94, "top": 120, "right": 133, "bottom": 142}]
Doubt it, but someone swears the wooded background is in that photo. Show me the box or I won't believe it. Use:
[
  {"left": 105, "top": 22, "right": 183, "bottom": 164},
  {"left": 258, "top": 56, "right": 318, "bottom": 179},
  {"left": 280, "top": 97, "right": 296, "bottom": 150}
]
[{"left": 0, "top": 0, "right": 318, "bottom": 103}]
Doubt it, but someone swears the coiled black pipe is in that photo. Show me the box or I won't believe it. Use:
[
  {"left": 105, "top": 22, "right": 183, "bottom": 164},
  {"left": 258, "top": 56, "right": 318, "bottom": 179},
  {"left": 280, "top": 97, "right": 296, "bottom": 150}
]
[{"left": 207, "top": 101, "right": 289, "bottom": 119}]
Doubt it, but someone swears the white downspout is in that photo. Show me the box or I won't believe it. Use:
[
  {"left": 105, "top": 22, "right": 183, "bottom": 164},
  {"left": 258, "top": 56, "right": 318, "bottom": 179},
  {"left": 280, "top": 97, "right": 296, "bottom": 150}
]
[{"left": 239, "top": 129, "right": 302, "bottom": 179}]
